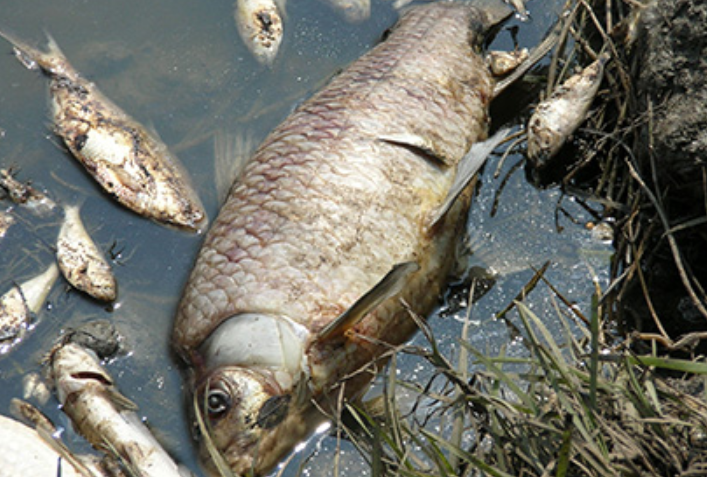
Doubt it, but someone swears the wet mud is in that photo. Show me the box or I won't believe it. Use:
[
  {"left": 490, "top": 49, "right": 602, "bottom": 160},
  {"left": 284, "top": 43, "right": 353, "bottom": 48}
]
[{"left": 622, "top": 0, "right": 707, "bottom": 343}]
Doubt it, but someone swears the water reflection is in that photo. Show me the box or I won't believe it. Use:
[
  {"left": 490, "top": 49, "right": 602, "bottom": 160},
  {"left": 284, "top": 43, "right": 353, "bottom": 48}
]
[{"left": 0, "top": 0, "right": 607, "bottom": 476}]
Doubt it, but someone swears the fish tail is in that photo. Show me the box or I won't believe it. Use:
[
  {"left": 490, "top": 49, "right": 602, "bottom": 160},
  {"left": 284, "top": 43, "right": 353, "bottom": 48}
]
[
  {"left": 43, "top": 31, "right": 69, "bottom": 62},
  {"left": 0, "top": 29, "right": 69, "bottom": 75}
]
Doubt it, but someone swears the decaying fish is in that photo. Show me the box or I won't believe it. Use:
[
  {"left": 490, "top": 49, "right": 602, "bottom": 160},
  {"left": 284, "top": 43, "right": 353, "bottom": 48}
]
[
  {"left": 0, "top": 32, "right": 208, "bottom": 232},
  {"left": 487, "top": 48, "right": 529, "bottom": 76},
  {"left": 10, "top": 398, "right": 121, "bottom": 477},
  {"left": 527, "top": 54, "right": 609, "bottom": 166},
  {"left": 0, "top": 262, "right": 59, "bottom": 353},
  {"left": 235, "top": 0, "right": 284, "bottom": 65},
  {"left": 0, "top": 413, "right": 89, "bottom": 477},
  {"left": 56, "top": 204, "right": 117, "bottom": 302},
  {"left": 49, "top": 341, "right": 193, "bottom": 477},
  {"left": 0, "top": 209, "right": 15, "bottom": 240},
  {"left": 174, "top": 1, "right": 511, "bottom": 475},
  {"left": 0, "top": 168, "right": 57, "bottom": 217},
  {"left": 22, "top": 372, "right": 52, "bottom": 406},
  {"left": 318, "top": 0, "right": 370, "bottom": 23}
]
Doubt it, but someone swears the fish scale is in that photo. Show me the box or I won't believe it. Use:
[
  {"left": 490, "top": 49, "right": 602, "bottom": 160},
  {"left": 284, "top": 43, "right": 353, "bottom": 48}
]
[{"left": 173, "top": 2, "right": 510, "bottom": 475}]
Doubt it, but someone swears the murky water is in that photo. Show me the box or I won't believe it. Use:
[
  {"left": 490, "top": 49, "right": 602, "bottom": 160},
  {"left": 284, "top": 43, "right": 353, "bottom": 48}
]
[{"left": 0, "top": 0, "right": 611, "bottom": 475}]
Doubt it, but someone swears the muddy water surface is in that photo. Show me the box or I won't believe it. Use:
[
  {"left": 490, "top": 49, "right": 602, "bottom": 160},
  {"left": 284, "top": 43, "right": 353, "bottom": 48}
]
[{"left": 0, "top": 1, "right": 610, "bottom": 475}]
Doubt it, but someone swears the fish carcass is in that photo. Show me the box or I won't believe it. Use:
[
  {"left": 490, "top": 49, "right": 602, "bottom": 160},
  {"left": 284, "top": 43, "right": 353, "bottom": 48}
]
[
  {"left": 235, "top": 0, "right": 285, "bottom": 65},
  {"left": 527, "top": 54, "right": 609, "bottom": 166},
  {"left": 173, "top": 1, "right": 511, "bottom": 475},
  {"left": 0, "top": 168, "right": 57, "bottom": 217},
  {"left": 0, "top": 413, "right": 89, "bottom": 477},
  {"left": 49, "top": 341, "right": 192, "bottom": 477},
  {"left": 0, "top": 33, "right": 207, "bottom": 232},
  {"left": 56, "top": 204, "right": 117, "bottom": 302},
  {"left": 0, "top": 262, "right": 59, "bottom": 354}
]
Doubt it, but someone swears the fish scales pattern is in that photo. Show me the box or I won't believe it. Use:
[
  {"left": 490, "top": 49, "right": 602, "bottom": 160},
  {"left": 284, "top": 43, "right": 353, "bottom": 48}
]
[{"left": 175, "top": 4, "right": 494, "bottom": 359}]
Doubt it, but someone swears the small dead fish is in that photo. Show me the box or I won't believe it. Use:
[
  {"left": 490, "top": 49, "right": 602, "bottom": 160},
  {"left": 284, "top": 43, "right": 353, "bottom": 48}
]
[
  {"left": 9, "top": 398, "right": 113, "bottom": 477},
  {"left": 318, "top": 0, "right": 370, "bottom": 23},
  {"left": 49, "top": 342, "right": 193, "bottom": 477},
  {"left": 235, "top": 0, "right": 284, "bottom": 65},
  {"left": 527, "top": 54, "right": 609, "bottom": 166},
  {"left": 22, "top": 372, "right": 52, "bottom": 406},
  {"left": 0, "top": 262, "right": 59, "bottom": 354},
  {"left": 0, "top": 209, "right": 15, "bottom": 240},
  {"left": 487, "top": 48, "right": 529, "bottom": 76},
  {"left": 56, "top": 204, "right": 117, "bottom": 302},
  {"left": 0, "top": 168, "right": 57, "bottom": 217},
  {"left": 0, "top": 32, "right": 208, "bottom": 232},
  {"left": 0, "top": 413, "right": 91, "bottom": 477}
]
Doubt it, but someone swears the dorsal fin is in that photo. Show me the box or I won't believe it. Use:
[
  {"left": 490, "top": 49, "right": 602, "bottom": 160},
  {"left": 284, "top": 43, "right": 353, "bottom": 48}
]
[
  {"left": 428, "top": 127, "right": 511, "bottom": 228},
  {"left": 317, "top": 261, "right": 419, "bottom": 342}
]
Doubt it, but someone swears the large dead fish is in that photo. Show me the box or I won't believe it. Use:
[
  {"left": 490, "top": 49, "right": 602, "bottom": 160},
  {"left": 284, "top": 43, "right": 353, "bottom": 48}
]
[
  {"left": 0, "top": 32, "right": 208, "bottom": 232},
  {"left": 173, "top": 1, "right": 511, "bottom": 475}
]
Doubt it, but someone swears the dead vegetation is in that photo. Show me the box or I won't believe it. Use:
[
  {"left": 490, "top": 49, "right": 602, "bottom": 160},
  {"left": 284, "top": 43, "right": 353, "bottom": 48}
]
[{"left": 334, "top": 275, "right": 707, "bottom": 476}]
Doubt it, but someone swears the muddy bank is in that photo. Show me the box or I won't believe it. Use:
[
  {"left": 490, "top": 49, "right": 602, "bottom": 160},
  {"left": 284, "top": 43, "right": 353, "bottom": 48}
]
[{"left": 622, "top": 0, "right": 707, "bottom": 342}]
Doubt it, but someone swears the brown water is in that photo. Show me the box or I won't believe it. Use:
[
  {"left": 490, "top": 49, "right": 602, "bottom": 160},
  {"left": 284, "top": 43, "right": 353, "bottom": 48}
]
[{"left": 0, "top": 0, "right": 612, "bottom": 475}]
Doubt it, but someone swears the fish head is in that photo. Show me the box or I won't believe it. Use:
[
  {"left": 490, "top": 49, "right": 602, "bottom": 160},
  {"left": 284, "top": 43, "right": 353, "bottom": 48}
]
[{"left": 193, "top": 365, "right": 318, "bottom": 476}]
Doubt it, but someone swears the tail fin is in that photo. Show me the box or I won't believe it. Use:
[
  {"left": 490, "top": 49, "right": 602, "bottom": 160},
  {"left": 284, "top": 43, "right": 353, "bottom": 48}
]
[{"left": 0, "top": 29, "right": 71, "bottom": 76}]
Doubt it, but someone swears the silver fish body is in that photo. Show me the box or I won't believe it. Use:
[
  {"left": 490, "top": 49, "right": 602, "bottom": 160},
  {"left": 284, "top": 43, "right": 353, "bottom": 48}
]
[
  {"left": 49, "top": 342, "right": 192, "bottom": 477},
  {"left": 0, "top": 33, "right": 207, "bottom": 232},
  {"left": 174, "top": 2, "right": 509, "bottom": 475},
  {"left": 0, "top": 413, "right": 87, "bottom": 477},
  {"left": 527, "top": 54, "right": 609, "bottom": 166},
  {"left": 0, "top": 262, "right": 58, "bottom": 354},
  {"left": 56, "top": 204, "right": 117, "bottom": 302}
]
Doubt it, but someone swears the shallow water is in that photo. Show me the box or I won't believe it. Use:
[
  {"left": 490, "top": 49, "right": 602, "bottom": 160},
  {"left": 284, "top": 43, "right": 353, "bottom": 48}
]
[{"left": 0, "top": 0, "right": 611, "bottom": 475}]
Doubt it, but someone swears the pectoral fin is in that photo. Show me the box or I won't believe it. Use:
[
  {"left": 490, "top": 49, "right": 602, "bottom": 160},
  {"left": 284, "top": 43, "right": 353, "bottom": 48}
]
[
  {"left": 317, "top": 261, "right": 420, "bottom": 341},
  {"left": 429, "top": 128, "right": 511, "bottom": 228}
]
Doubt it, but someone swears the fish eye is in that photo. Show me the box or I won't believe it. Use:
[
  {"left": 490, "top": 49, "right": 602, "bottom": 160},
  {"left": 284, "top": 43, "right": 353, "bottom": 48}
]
[{"left": 206, "top": 387, "right": 232, "bottom": 418}]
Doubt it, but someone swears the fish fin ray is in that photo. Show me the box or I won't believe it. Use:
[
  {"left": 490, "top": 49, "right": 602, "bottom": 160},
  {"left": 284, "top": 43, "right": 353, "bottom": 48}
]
[
  {"left": 429, "top": 127, "right": 512, "bottom": 228},
  {"left": 316, "top": 261, "right": 420, "bottom": 342}
]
